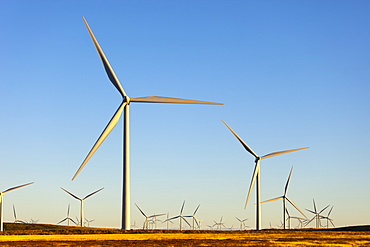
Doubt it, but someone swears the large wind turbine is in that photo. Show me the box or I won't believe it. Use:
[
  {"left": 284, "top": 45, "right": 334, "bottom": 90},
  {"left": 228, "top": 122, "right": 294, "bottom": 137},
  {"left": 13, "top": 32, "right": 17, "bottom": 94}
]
[
  {"left": 166, "top": 201, "right": 191, "bottom": 230},
  {"left": 305, "top": 199, "right": 330, "bottom": 228},
  {"left": 261, "top": 166, "right": 307, "bottom": 229},
  {"left": 71, "top": 17, "right": 223, "bottom": 230},
  {"left": 0, "top": 182, "right": 33, "bottom": 231},
  {"left": 134, "top": 203, "right": 165, "bottom": 230},
  {"left": 60, "top": 187, "right": 104, "bottom": 227},
  {"left": 222, "top": 120, "right": 309, "bottom": 230},
  {"left": 184, "top": 204, "right": 200, "bottom": 230},
  {"left": 57, "top": 204, "right": 77, "bottom": 226}
]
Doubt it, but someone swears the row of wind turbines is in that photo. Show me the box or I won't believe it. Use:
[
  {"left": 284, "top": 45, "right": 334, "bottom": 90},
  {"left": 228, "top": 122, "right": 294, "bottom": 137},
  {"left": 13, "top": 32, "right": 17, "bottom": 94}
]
[{"left": 69, "top": 17, "right": 317, "bottom": 230}]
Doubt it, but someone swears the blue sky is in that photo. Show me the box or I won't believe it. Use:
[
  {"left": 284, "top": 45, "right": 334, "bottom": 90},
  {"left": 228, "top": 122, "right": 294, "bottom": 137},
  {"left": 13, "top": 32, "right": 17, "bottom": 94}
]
[{"left": 1, "top": 1, "right": 369, "bottom": 229}]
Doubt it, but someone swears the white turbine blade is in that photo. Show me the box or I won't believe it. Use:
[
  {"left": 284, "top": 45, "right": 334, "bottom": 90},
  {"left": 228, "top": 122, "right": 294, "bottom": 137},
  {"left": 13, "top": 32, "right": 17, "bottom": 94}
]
[
  {"left": 130, "top": 96, "right": 223, "bottom": 105},
  {"left": 82, "top": 17, "right": 126, "bottom": 97},
  {"left": 3, "top": 182, "right": 34, "bottom": 194},
  {"left": 83, "top": 187, "right": 104, "bottom": 200},
  {"left": 60, "top": 187, "right": 82, "bottom": 201},
  {"left": 327, "top": 206, "right": 334, "bottom": 217},
  {"left": 166, "top": 216, "right": 179, "bottom": 221},
  {"left": 134, "top": 203, "right": 147, "bottom": 218},
  {"left": 329, "top": 219, "right": 335, "bottom": 228},
  {"left": 13, "top": 205, "right": 17, "bottom": 219},
  {"left": 72, "top": 101, "right": 126, "bottom": 180},
  {"left": 193, "top": 204, "right": 200, "bottom": 215},
  {"left": 235, "top": 217, "right": 242, "bottom": 222},
  {"left": 148, "top": 213, "right": 166, "bottom": 218},
  {"left": 284, "top": 166, "right": 293, "bottom": 196},
  {"left": 67, "top": 204, "right": 71, "bottom": 217},
  {"left": 261, "top": 147, "right": 310, "bottom": 160},
  {"left": 319, "top": 205, "right": 330, "bottom": 215},
  {"left": 70, "top": 218, "right": 77, "bottom": 225},
  {"left": 304, "top": 216, "right": 315, "bottom": 227},
  {"left": 261, "top": 196, "right": 283, "bottom": 204},
  {"left": 57, "top": 218, "right": 67, "bottom": 224},
  {"left": 286, "top": 197, "right": 307, "bottom": 219},
  {"left": 313, "top": 199, "right": 317, "bottom": 213},
  {"left": 244, "top": 160, "right": 260, "bottom": 209},
  {"left": 222, "top": 120, "right": 258, "bottom": 158},
  {"left": 180, "top": 201, "right": 186, "bottom": 214},
  {"left": 306, "top": 209, "right": 316, "bottom": 215},
  {"left": 181, "top": 216, "right": 192, "bottom": 227}
]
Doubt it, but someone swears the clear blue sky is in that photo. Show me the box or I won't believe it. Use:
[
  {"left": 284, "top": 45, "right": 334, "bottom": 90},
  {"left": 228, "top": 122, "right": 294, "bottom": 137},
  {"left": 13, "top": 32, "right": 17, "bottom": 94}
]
[{"left": 1, "top": 0, "right": 369, "bottom": 229}]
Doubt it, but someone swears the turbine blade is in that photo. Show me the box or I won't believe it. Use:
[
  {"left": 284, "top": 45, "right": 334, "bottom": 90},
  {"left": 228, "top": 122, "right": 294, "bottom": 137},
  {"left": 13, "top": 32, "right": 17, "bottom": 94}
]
[
  {"left": 67, "top": 204, "right": 70, "bottom": 216},
  {"left": 261, "top": 196, "right": 283, "bottom": 204},
  {"left": 286, "top": 197, "right": 307, "bottom": 219},
  {"left": 235, "top": 217, "right": 241, "bottom": 222},
  {"left": 130, "top": 96, "right": 223, "bottom": 105},
  {"left": 222, "top": 120, "right": 258, "bottom": 158},
  {"left": 166, "top": 216, "right": 179, "bottom": 221},
  {"left": 181, "top": 216, "right": 192, "bottom": 227},
  {"left": 306, "top": 209, "right": 316, "bottom": 215},
  {"left": 72, "top": 101, "right": 126, "bottom": 180},
  {"left": 57, "top": 218, "right": 67, "bottom": 224},
  {"left": 82, "top": 17, "right": 126, "bottom": 97},
  {"left": 261, "top": 147, "right": 310, "bottom": 160},
  {"left": 148, "top": 213, "right": 166, "bottom": 218},
  {"left": 313, "top": 199, "right": 317, "bottom": 213},
  {"left": 134, "top": 203, "right": 147, "bottom": 218},
  {"left": 244, "top": 160, "right": 260, "bottom": 209},
  {"left": 3, "top": 182, "right": 34, "bottom": 194},
  {"left": 60, "top": 187, "right": 82, "bottom": 201},
  {"left": 13, "top": 205, "right": 16, "bottom": 219},
  {"left": 284, "top": 166, "right": 293, "bottom": 196},
  {"left": 180, "top": 201, "right": 185, "bottom": 214},
  {"left": 193, "top": 204, "right": 200, "bottom": 215},
  {"left": 70, "top": 218, "right": 77, "bottom": 225},
  {"left": 304, "top": 216, "right": 315, "bottom": 227},
  {"left": 319, "top": 205, "right": 330, "bottom": 215},
  {"left": 83, "top": 187, "right": 104, "bottom": 200},
  {"left": 327, "top": 206, "right": 334, "bottom": 217}
]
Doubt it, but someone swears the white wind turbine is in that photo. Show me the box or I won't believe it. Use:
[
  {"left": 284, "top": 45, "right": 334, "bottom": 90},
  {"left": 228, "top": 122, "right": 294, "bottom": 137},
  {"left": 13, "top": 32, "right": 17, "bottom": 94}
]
[
  {"left": 57, "top": 204, "right": 77, "bottom": 226},
  {"left": 261, "top": 166, "right": 307, "bottom": 229},
  {"left": 134, "top": 203, "right": 165, "bottom": 230},
  {"left": 166, "top": 201, "right": 191, "bottom": 230},
  {"left": 0, "top": 182, "right": 33, "bottom": 231},
  {"left": 71, "top": 17, "right": 223, "bottom": 230},
  {"left": 13, "top": 205, "right": 26, "bottom": 223},
  {"left": 305, "top": 199, "right": 330, "bottom": 228},
  {"left": 84, "top": 218, "right": 95, "bottom": 227},
  {"left": 235, "top": 217, "right": 248, "bottom": 230},
  {"left": 321, "top": 205, "right": 335, "bottom": 228},
  {"left": 222, "top": 120, "right": 309, "bottom": 230},
  {"left": 184, "top": 204, "right": 200, "bottom": 230},
  {"left": 60, "top": 187, "right": 104, "bottom": 227},
  {"left": 213, "top": 216, "right": 226, "bottom": 230}
]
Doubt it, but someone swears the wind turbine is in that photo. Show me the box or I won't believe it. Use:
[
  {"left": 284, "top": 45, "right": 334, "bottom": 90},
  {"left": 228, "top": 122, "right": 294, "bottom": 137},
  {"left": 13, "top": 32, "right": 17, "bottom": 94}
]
[
  {"left": 261, "top": 166, "right": 307, "bottom": 229},
  {"left": 305, "top": 199, "right": 330, "bottom": 228},
  {"left": 84, "top": 218, "right": 95, "bottom": 227},
  {"left": 58, "top": 204, "right": 77, "bottom": 226},
  {"left": 165, "top": 201, "right": 191, "bottom": 230},
  {"left": 184, "top": 204, "right": 200, "bottom": 230},
  {"left": 71, "top": 17, "right": 223, "bottom": 230},
  {"left": 222, "top": 120, "right": 309, "bottom": 230},
  {"left": 13, "top": 205, "right": 26, "bottom": 223},
  {"left": 213, "top": 216, "right": 226, "bottom": 230},
  {"left": 321, "top": 206, "right": 335, "bottom": 228},
  {"left": 134, "top": 203, "right": 165, "bottom": 230},
  {"left": 0, "top": 182, "right": 33, "bottom": 231},
  {"left": 60, "top": 187, "right": 104, "bottom": 227},
  {"left": 235, "top": 217, "right": 248, "bottom": 230}
]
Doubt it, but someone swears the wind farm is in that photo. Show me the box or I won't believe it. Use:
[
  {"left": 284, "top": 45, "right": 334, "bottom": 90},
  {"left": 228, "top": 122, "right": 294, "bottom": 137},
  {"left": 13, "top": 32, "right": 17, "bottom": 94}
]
[{"left": 1, "top": 1, "right": 370, "bottom": 246}]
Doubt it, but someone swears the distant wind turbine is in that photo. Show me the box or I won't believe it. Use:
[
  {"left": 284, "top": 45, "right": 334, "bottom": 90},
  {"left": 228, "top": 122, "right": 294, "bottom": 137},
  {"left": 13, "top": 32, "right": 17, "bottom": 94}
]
[
  {"left": 71, "top": 17, "right": 223, "bottom": 230},
  {"left": 84, "top": 218, "right": 95, "bottom": 227},
  {"left": 13, "top": 205, "right": 26, "bottom": 223},
  {"left": 305, "top": 199, "right": 330, "bottom": 228},
  {"left": 0, "top": 182, "right": 34, "bottom": 231},
  {"left": 184, "top": 204, "right": 200, "bottom": 230},
  {"left": 261, "top": 166, "right": 307, "bottom": 229},
  {"left": 321, "top": 206, "right": 335, "bottom": 228},
  {"left": 213, "top": 216, "right": 226, "bottom": 230},
  {"left": 166, "top": 201, "right": 191, "bottom": 230},
  {"left": 60, "top": 187, "right": 104, "bottom": 227},
  {"left": 58, "top": 204, "right": 77, "bottom": 226},
  {"left": 134, "top": 203, "right": 165, "bottom": 230},
  {"left": 222, "top": 120, "right": 309, "bottom": 230},
  {"left": 235, "top": 217, "right": 248, "bottom": 230}
]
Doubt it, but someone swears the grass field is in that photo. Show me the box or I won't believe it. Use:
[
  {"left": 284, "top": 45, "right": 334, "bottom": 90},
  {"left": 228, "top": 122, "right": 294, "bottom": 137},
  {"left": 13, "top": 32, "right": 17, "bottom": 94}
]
[{"left": 0, "top": 223, "right": 369, "bottom": 246}]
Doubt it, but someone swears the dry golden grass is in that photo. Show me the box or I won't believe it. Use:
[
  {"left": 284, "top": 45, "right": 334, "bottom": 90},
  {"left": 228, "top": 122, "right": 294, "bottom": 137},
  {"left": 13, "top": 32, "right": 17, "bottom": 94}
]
[{"left": 0, "top": 223, "right": 369, "bottom": 246}]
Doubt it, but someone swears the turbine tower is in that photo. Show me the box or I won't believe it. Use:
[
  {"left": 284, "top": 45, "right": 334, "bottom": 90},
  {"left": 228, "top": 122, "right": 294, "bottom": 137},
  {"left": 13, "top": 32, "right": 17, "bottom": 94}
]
[
  {"left": 0, "top": 182, "right": 33, "bottom": 231},
  {"left": 60, "top": 187, "right": 104, "bottom": 227},
  {"left": 71, "top": 17, "right": 223, "bottom": 230},
  {"left": 261, "top": 166, "right": 307, "bottom": 229},
  {"left": 222, "top": 120, "right": 309, "bottom": 230}
]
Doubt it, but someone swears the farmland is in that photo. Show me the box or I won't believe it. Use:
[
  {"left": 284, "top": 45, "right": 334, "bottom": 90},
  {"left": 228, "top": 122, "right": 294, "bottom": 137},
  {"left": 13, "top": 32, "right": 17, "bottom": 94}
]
[{"left": 0, "top": 223, "right": 369, "bottom": 246}]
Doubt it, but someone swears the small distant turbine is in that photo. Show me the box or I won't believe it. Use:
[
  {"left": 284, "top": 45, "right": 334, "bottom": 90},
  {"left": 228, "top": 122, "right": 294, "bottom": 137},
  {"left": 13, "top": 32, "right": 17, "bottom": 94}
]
[
  {"left": 84, "top": 218, "right": 95, "bottom": 227},
  {"left": 166, "top": 201, "right": 191, "bottom": 230},
  {"left": 213, "top": 216, "right": 226, "bottom": 230},
  {"left": 321, "top": 206, "right": 335, "bottom": 228},
  {"left": 13, "top": 205, "right": 26, "bottom": 223},
  {"left": 184, "top": 204, "right": 200, "bottom": 230},
  {"left": 60, "top": 187, "right": 104, "bottom": 227},
  {"left": 222, "top": 120, "right": 309, "bottom": 230},
  {"left": 261, "top": 166, "right": 307, "bottom": 229},
  {"left": 134, "top": 203, "right": 165, "bottom": 230},
  {"left": 0, "top": 182, "right": 34, "bottom": 231},
  {"left": 71, "top": 17, "right": 223, "bottom": 231},
  {"left": 235, "top": 217, "right": 248, "bottom": 230},
  {"left": 305, "top": 199, "right": 330, "bottom": 228},
  {"left": 58, "top": 204, "right": 77, "bottom": 226}
]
